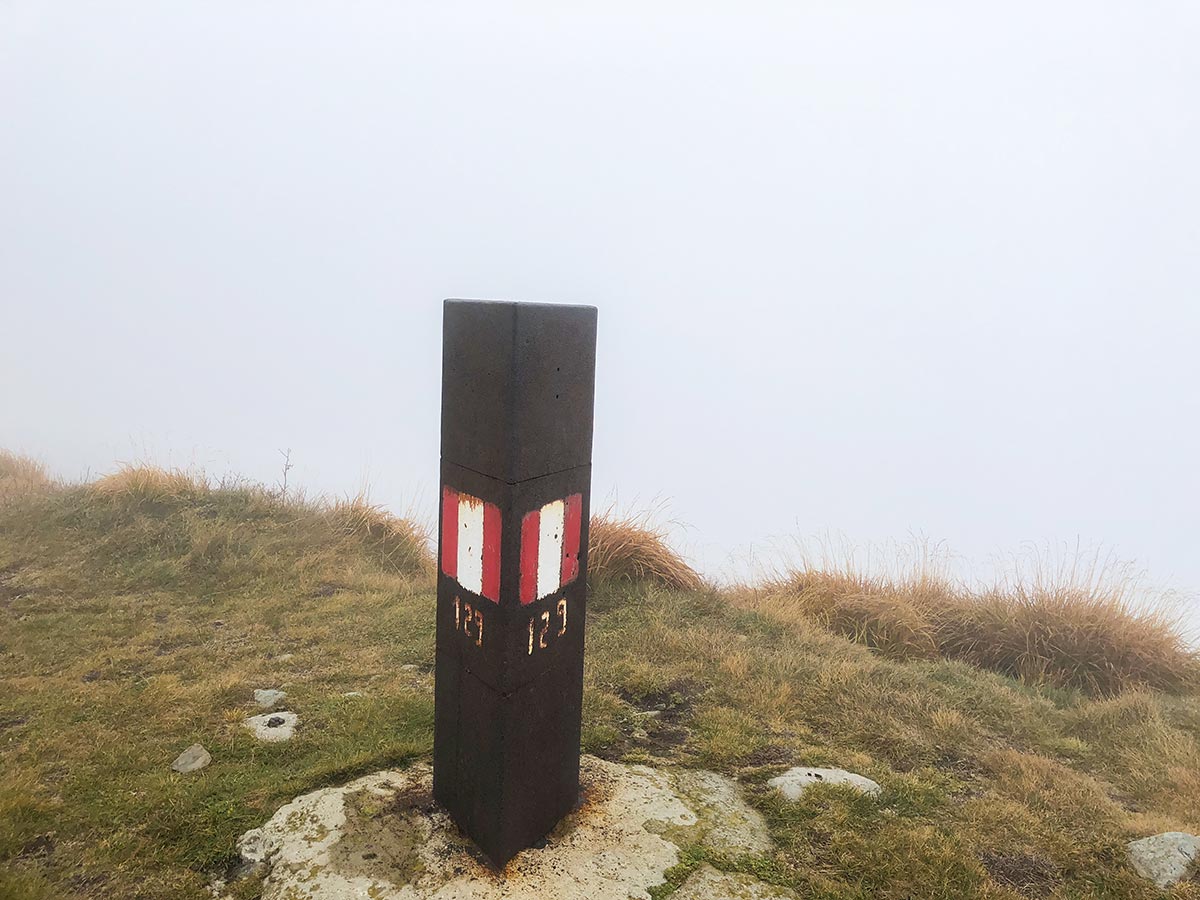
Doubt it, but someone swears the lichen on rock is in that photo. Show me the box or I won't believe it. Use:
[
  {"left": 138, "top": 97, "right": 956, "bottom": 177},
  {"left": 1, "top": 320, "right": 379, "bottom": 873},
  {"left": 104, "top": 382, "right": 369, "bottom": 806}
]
[
  {"left": 1127, "top": 831, "right": 1199, "bottom": 888},
  {"left": 672, "top": 865, "right": 798, "bottom": 900},
  {"left": 219, "top": 756, "right": 775, "bottom": 900},
  {"left": 667, "top": 769, "right": 772, "bottom": 856}
]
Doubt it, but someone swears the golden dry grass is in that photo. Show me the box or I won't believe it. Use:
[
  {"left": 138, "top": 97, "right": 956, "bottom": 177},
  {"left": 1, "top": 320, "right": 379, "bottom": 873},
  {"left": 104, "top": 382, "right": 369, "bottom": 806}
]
[
  {"left": 931, "top": 583, "right": 1196, "bottom": 695},
  {"left": 739, "top": 549, "right": 1198, "bottom": 695},
  {"left": 15, "top": 456, "right": 1198, "bottom": 696},
  {"left": 4, "top": 458, "right": 434, "bottom": 588},
  {"left": 331, "top": 494, "right": 434, "bottom": 576},
  {"left": 747, "top": 567, "right": 945, "bottom": 661},
  {"left": 0, "top": 451, "right": 50, "bottom": 501},
  {"left": 587, "top": 510, "right": 703, "bottom": 591},
  {"left": 90, "top": 463, "right": 211, "bottom": 504},
  {"left": 81, "top": 465, "right": 436, "bottom": 583}
]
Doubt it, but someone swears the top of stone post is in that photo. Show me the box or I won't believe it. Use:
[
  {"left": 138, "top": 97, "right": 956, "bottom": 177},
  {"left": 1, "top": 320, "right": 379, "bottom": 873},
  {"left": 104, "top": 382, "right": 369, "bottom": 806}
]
[{"left": 441, "top": 299, "right": 598, "bottom": 483}]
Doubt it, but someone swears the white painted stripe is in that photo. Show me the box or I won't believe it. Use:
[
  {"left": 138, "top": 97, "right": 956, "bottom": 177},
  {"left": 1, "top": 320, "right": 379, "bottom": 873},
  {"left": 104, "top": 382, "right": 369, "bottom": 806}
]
[
  {"left": 537, "top": 499, "right": 565, "bottom": 599},
  {"left": 457, "top": 496, "right": 485, "bottom": 595}
]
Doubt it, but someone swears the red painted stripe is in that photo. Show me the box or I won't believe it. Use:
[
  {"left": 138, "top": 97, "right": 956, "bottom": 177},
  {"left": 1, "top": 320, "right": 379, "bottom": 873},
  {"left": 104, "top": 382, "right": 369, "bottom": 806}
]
[
  {"left": 440, "top": 486, "right": 458, "bottom": 579},
  {"left": 480, "top": 502, "right": 502, "bottom": 603},
  {"left": 561, "top": 493, "right": 582, "bottom": 587},
  {"left": 519, "top": 508, "right": 541, "bottom": 605}
]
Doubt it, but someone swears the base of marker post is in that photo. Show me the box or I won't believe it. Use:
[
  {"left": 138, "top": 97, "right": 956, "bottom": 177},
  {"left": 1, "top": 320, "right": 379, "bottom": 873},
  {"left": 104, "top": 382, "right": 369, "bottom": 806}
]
[{"left": 434, "top": 651, "right": 584, "bottom": 867}]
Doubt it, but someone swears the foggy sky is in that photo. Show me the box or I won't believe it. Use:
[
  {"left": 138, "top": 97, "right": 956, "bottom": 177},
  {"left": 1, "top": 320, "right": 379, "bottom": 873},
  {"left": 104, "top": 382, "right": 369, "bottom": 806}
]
[{"left": 3, "top": 2, "right": 1198, "bottom": 620}]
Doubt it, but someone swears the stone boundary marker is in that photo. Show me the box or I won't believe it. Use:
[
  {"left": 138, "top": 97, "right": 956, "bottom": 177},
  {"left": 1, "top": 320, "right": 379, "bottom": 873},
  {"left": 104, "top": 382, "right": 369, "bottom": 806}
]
[{"left": 434, "top": 299, "right": 598, "bottom": 867}]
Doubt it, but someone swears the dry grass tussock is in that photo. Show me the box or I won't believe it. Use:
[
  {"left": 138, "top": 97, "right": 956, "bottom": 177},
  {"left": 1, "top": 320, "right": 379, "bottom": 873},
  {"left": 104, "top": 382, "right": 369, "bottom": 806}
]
[
  {"left": 5, "top": 456, "right": 434, "bottom": 579},
  {"left": 587, "top": 508, "right": 703, "bottom": 591},
  {"left": 90, "top": 463, "right": 211, "bottom": 504},
  {"left": 740, "top": 541, "right": 1198, "bottom": 695},
  {"left": 331, "top": 494, "right": 433, "bottom": 576},
  {"left": 0, "top": 450, "right": 51, "bottom": 501}
]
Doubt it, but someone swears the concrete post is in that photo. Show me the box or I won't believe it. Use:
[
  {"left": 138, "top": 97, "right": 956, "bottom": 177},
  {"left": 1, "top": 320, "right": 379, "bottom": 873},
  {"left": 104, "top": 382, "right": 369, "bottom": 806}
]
[{"left": 433, "top": 299, "right": 597, "bottom": 867}]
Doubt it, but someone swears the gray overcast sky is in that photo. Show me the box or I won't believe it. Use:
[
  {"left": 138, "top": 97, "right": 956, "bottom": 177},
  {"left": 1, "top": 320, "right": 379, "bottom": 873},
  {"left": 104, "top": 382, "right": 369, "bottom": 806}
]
[{"left": 2, "top": 2, "right": 1197, "bottom": 615}]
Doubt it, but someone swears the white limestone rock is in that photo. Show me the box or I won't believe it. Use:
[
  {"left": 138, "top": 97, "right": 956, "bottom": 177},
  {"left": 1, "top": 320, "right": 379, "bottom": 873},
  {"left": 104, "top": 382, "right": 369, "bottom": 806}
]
[
  {"left": 218, "top": 756, "right": 772, "bottom": 900},
  {"left": 1127, "top": 832, "right": 1199, "bottom": 888},
  {"left": 170, "top": 743, "right": 212, "bottom": 773},
  {"left": 673, "top": 769, "right": 773, "bottom": 856},
  {"left": 254, "top": 689, "right": 288, "bottom": 709},
  {"left": 243, "top": 711, "right": 298, "bottom": 742},
  {"left": 768, "top": 767, "right": 881, "bottom": 801},
  {"left": 673, "top": 865, "right": 798, "bottom": 900}
]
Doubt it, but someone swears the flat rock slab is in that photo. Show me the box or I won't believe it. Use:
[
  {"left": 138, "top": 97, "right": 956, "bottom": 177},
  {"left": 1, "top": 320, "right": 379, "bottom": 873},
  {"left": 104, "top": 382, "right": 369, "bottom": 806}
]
[
  {"left": 218, "top": 756, "right": 772, "bottom": 900},
  {"left": 768, "top": 767, "right": 881, "bottom": 801},
  {"left": 672, "top": 769, "right": 772, "bottom": 856},
  {"left": 254, "top": 689, "right": 288, "bottom": 708},
  {"left": 673, "top": 865, "right": 798, "bottom": 900},
  {"left": 170, "top": 743, "right": 211, "bottom": 773},
  {"left": 243, "top": 711, "right": 298, "bottom": 742},
  {"left": 1127, "top": 832, "right": 1199, "bottom": 888}
]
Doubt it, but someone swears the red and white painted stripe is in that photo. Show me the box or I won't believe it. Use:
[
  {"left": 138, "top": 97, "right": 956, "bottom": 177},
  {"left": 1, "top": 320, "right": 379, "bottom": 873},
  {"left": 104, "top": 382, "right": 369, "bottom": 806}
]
[
  {"left": 520, "top": 494, "right": 583, "bottom": 605},
  {"left": 441, "top": 486, "right": 502, "bottom": 603}
]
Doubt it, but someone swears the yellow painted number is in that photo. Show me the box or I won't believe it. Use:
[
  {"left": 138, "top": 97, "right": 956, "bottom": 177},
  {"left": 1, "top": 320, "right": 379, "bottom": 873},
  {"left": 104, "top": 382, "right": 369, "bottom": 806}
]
[
  {"left": 454, "top": 597, "right": 484, "bottom": 648},
  {"left": 527, "top": 597, "right": 568, "bottom": 655}
]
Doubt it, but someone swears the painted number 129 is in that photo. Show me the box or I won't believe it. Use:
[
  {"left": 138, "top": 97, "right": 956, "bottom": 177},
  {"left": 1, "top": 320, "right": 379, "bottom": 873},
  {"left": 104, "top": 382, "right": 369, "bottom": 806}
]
[
  {"left": 528, "top": 598, "right": 567, "bottom": 655},
  {"left": 453, "top": 596, "right": 484, "bottom": 648}
]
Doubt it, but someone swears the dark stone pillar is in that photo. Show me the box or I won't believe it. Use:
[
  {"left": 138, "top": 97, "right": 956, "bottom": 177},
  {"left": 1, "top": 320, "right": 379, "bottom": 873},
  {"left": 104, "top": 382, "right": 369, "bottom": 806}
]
[{"left": 433, "top": 299, "right": 597, "bottom": 868}]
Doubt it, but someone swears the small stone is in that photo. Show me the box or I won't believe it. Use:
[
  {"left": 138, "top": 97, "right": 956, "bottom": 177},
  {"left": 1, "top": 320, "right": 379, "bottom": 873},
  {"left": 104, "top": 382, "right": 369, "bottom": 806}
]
[
  {"left": 276, "top": 653, "right": 295, "bottom": 661},
  {"left": 237, "top": 827, "right": 267, "bottom": 863},
  {"left": 673, "top": 865, "right": 798, "bottom": 900},
  {"left": 768, "top": 766, "right": 881, "bottom": 801},
  {"left": 1127, "top": 832, "right": 1199, "bottom": 888},
  {"left": 171, "top": 743, "right": 212, "bottom": 773},
  {"left": 342, "top": 691, "right": 363, "bottom": 698},
  {"left": 254, "top": 689, "right": 287, "bottom": 708},
  {"left": 401, "top": 664, "right": 419, "bottom": 672},
  {"left": 243, "top": 711, "right": 298, "bottom": 742}
]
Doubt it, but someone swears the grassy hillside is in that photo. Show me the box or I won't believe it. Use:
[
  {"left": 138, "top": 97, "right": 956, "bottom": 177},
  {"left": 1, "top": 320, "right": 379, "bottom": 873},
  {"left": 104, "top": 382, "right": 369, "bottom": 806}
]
[{"left": 2, "top": 455, "right": 1199, "bottom": 899}]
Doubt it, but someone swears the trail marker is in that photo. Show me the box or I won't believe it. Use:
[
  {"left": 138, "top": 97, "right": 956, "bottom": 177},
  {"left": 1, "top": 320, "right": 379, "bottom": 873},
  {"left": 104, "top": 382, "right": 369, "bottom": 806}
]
[{"left": 434, "top": 299, "right": 597, "bottom": 868}]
